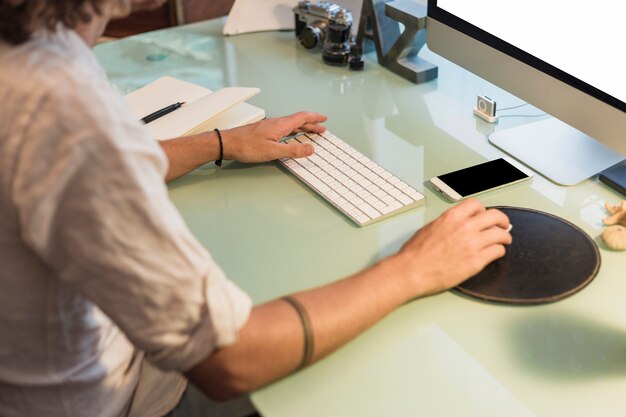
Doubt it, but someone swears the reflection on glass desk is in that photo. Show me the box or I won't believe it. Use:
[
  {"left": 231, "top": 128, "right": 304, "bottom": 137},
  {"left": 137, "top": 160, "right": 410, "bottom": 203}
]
[{"left": 95, "top": 18, "right": 626, "bottom": 417}]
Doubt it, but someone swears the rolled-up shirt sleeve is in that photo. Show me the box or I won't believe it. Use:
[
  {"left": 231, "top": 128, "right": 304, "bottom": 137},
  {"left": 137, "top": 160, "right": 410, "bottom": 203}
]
[{"left": 11, "top": 79, "right": 252, "bottom": 372}]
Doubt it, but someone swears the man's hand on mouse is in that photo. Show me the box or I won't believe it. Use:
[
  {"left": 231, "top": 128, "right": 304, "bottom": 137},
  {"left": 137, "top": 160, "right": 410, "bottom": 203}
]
[{"left": 391, "top": 198, "right": 512, "bottom": 298}]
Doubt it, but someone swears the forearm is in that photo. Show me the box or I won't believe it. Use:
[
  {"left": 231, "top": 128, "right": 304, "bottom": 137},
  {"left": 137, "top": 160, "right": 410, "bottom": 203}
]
[
  {"left": 185, "top": 254, "right": 417, "bottom": 400},
  {"left": 159, "top": 112, "right": 326, "bottom": 182},
  {"left": 183, "top": 199, "right": 512, "bottom": 401},
  {"left": 159, "top": 131, "right": 222, "bottom": 182}
]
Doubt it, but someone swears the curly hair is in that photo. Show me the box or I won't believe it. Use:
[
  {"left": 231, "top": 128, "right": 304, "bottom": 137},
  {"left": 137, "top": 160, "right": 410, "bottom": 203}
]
[{"left": 0, "top": 0, "right": 108, "bottom": 45}]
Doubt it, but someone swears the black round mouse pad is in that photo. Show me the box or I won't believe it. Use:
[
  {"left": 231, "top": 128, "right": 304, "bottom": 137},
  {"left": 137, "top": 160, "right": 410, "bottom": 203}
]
[{"left": 455, "top": 206, "right": 601, "bottom": 304}]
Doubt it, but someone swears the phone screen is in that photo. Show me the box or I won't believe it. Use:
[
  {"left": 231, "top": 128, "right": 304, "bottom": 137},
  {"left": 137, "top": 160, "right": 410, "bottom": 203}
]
[{"left": 437, "top": 158, "right": 529, "bottom": 197}]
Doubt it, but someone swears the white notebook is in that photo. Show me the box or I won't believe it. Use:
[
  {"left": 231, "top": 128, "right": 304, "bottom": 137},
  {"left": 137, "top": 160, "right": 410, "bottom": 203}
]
[
  {"left": 223, "top": 0, "right": 363, "bottom": 36},
  {"left": 124, "top": 76, "right": 265, "bottom": 140},
  {"left": 223, "top": 0, "right": 297, "bottom": 35}
]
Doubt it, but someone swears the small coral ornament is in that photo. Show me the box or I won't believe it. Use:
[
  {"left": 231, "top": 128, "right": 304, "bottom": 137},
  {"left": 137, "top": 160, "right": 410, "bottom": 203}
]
[
  {"left": 602, "top": 225, "right": 626, "bottom": 251},
  {"left": 605, "top": 200, "right": 626, "bottom": 215},
  {"left": 603, "top": 208, "right": 626, "bottom": 227},
  {"left": 602, "top": 200, "right": 626, "bottom": 251}
]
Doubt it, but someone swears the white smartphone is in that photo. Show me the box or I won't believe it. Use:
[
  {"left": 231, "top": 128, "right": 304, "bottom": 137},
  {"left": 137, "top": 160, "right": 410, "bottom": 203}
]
[{"left": 430, "top": 158, "right": 532, "bottom": 201}]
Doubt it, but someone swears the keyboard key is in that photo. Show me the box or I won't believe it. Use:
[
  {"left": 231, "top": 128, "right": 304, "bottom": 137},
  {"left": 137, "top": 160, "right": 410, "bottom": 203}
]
[
  {"left": 340, "top": 201, "right": 355, "bottom": 212},
  {"left": 396, "top": 181, "right": 409, "bottom": 190},
  {"left": 397, "top": 194, "right": 413, "bottom": 205},
  {"left": 326, "top": 191, "right": 340, "bottom": 201},
  {"left": 374, "top": 189, "right": 388, "bottom": 199},
  {"left": 372, "top": 200, "right": 386, "bottom": 210},
  {"left": 409, "top": 192, "right": 424, "bottom": 202},
  {"left": 360, "top": 203, "right": 381, "bottom": 219},
  {"left": 336, "top": 186, "right": 349, "bottom": 195},
  {"left": 365, "top": 195, "right": 379, "bottom": 205},
  {"left": 381, "top": 195, "right": 396, "bottom": 204},
  {"left": 380, "top": 182, "right": 394, "bottom": 191},
  {"left": 387, "top": 188, "right": 402, "bottom": 197},
  {"left": 356, "top": 214, "right": 370, "bottom": 224},
  {"left": 356, "top": 188, "right": 372, "bottom": 198},
  {"left": 344, "top": 191, "right": 357, "bottom": 201},
  {"left": 380, "top": 201, "right": 403, "bottom": 214}
]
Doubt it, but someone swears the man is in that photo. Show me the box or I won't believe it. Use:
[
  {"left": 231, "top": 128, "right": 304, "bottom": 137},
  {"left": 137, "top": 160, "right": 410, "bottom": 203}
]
[{"left": 0, "top": 0, "right": 512, "bottom": 415}]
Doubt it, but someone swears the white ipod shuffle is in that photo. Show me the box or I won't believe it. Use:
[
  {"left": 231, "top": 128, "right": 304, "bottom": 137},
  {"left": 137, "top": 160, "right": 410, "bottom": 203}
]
[{"left": 474, "top": 95, "right": 499, "bottom": 123}]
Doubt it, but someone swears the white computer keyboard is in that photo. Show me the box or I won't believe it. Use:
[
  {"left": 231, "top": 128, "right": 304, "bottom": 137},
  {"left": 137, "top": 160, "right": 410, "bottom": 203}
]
[{"left": 278, "top": 131, "right": 425, "bottom": 226}]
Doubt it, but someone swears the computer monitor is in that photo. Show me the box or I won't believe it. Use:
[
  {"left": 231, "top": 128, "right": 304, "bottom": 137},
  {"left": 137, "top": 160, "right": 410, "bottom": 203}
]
[{"left": 426, "top": 0, "right": 626, "bottom": 185}]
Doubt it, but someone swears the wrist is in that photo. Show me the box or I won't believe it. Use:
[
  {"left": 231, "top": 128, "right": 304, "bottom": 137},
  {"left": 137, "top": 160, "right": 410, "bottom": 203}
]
[
  {"left": 382, "top": 252, "right": 433, "bottom": 301},
  {"left": 218, "top": 128, "right": 239, "bottom": 161},
  {"left": 213, "top": 129, "right": 224, "bottom": 166},
  {"left": 369, "top": 254, "right": 423, "bottom": 304}
]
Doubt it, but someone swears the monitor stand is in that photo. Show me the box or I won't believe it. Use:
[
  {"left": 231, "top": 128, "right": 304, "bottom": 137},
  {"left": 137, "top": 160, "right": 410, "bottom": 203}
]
[{"left": 489, "top": 118, "right": 625, "bottom": 186}]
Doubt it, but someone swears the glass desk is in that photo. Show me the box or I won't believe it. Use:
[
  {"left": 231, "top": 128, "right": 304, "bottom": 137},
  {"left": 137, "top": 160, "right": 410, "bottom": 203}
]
[{"left": 95, "top": 18, "right": 626, "bottom": 417}]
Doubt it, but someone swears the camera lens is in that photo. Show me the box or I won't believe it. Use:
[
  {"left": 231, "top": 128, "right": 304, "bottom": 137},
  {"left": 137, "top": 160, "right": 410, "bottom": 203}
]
[
  {"left": 300, "top": 22, "right": 326, "bottom": 49},
  {"left": 322, "top": 23, "right": 351, "bottom": 66},
  {"left": 328, "top": 22, "right": 349, "bottom": 44},
  {"left": 348, "top": 42, "right": 364, "bottom": 70}
]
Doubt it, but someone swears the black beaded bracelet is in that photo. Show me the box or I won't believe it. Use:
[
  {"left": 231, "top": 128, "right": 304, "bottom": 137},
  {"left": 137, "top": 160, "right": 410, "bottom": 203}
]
[
  {"left": 283, "top": 295, "right": 314, "bottom": 371},
  {"left": 213, "top": 128, "right": 223, "bottom": 167}
]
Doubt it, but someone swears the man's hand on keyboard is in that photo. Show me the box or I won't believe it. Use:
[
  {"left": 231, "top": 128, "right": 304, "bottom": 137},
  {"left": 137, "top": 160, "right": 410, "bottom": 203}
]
[
  {"left": 394, "top": 199, "right": 512, "bottom": 298},
  {"left": 223, "top": 112, "right": 327, "bottom": 163}
]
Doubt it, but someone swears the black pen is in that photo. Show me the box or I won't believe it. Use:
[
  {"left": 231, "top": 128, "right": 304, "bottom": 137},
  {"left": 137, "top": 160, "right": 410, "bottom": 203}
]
[{"left": 141, "top": 102, "right": 185, "bottom": 124}]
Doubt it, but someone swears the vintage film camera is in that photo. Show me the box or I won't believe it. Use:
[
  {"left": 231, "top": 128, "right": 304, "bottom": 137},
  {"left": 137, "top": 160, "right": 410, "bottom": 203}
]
[{"left": 294, "top": 1, "right": 364, "bottom": 69}]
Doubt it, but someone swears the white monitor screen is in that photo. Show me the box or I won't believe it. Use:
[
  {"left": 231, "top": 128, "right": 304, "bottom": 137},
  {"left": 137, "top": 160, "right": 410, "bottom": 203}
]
[{"left": 437, "top": 0, "right": 626, "bottom": 107}]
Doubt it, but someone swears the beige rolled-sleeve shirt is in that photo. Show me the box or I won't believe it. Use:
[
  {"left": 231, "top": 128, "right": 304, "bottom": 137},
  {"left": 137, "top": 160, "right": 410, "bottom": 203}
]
[{"left": 0, "top": 28, "right": 252, "bottom": 417}]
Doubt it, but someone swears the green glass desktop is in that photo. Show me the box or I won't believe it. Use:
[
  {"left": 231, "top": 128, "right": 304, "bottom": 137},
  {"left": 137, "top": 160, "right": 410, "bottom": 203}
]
[{"left": 95, "top": 15, "right": 626, "bottom": 417}]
